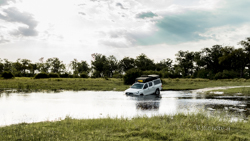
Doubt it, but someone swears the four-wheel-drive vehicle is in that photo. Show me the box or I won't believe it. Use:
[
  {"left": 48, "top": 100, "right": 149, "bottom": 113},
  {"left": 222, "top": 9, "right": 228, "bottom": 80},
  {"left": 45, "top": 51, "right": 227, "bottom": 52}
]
[{"left": 124, "top": 75, "right": 162, "bottom": 96}]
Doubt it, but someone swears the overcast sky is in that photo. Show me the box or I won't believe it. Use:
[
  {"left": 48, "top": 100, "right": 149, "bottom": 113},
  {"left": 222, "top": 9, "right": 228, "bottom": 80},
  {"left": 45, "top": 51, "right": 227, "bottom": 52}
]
[{"left": 0, "top": 0, "right": 250, "bottom": 64}]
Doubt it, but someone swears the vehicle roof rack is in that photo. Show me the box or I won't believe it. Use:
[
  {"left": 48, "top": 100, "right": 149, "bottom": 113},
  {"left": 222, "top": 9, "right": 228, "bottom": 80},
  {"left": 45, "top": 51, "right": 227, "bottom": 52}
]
[{"left": 135, "top": 74, "right": 160, "bottom": 83}]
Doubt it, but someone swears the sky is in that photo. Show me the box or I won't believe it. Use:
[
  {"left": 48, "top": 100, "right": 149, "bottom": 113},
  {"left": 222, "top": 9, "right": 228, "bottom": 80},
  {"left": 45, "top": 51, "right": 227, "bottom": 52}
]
[{"left": 0, "top": 0, "right": 250, "bottom": 65}]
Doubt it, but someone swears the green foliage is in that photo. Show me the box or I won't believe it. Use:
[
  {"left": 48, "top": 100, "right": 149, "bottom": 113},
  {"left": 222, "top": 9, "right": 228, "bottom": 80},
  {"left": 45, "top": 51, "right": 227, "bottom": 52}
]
[
  {"left": 80, "top": 72, "right": 88, "bottom": 78},
  {"left": 123, "top": 68, "right": 142, "bottom": 85},
  {"left": 49, "top": 73, "right": 60, "bottom": 78},
  {"left": 214, "top": 72, "right": 223, "bottom": 79},
  {"left": 135, "top": 53, "right": 155, "bottom": 71},
  {"left": 1, "top": 71, "right": 14, "bottom": 79},
  {"left": 60, "top": 73, "right": 70, "bottom": 78},
  {"left": 34, "top": 72, "right": 49, "bottom": 79},
  {"left": 112, "top": 72, "right": 123, "bottom": 78},
  {"left": 196, "top": 69, "right": 209, "bottom": 78},
  {"left": 214, "top": 70, "right": 238, "bottom": 79}
]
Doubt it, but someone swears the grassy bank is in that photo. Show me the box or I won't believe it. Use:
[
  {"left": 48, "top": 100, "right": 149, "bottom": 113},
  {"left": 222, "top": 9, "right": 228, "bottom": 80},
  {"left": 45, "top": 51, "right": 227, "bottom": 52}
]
[
  {"left": 205, "top": 87, "right": 250, "bottom": 96},
  {"left": 1, "top": 77, "right": 250, "bottom": 91},
  {"left": 0, "top": 113, "right": 249, "bottom": 141}
]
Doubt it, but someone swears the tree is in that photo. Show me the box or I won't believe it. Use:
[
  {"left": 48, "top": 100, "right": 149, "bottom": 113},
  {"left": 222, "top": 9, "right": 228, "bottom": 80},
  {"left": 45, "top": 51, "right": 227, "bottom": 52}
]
[
  {"left": 155, "top": 58, "right": 172, "bottom": 71},
  {"left": 123, "top": 68, "right": 142, "bottom": 85},
  {"left": 77, "top": 61, "right": 89, "bottom": 74},
  {"left": 21, "top": 59, "right": 31, "bottom": 76},
  {"left": 3, "top": 59, "right": 12, "bottom": 72},
  {"left": 135, "top": 54, "right": 155, "bottom": 71},
  {"left": 46, "top": 57, "right": 66, "bottom": 74},
  {"left": 91, "top": 53, "right": 109, "bottom": 77},
  {"left": 70, "top": 59, "right": 89, "bottom": 77},
  {"left": 12, "top": 59, "right": 22, "bottom": 76},
  {"left": 70, "top": 59, "right": 79, "bottom": 75},
  {"left": 198, "top": 45, "right": 224, "bottom": 76},
  {"left": 239, "top": 37, "right": 250, "bottom": 77},
  {"left": 107, "top": 55, "right": 118, "bottom": 77},
  {"left": 219, "top": 47, "right": 247, "bottom": 78},
  {"left": 0, "top": 58, "right": 3, "bottom": 74},
  {"left": 119, "top": 57, "right": 135, "bottom": 73},
  {"left": 175, "top": 51, "right": 195, "bottom": 77},
  {"left": 37, "top": 57, "right": 50, "bottom": 73}
]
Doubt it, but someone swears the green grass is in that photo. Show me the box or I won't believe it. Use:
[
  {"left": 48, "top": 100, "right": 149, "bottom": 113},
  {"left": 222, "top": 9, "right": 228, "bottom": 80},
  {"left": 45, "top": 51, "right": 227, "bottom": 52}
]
[
  {"left": 161, "top": 78, "right": 250, "bottom": 90},
  {"left": 0, "top": 77, "right": 129, "bottom": 91},
  {"left": 1, "top": 77, "right": 250, "bottom": 92},
  {"left": 0, "top": 113, "right": 249, "bottom": 141},
  {"left": 205, "top": 87, "right": 250, "bottom": 96}
]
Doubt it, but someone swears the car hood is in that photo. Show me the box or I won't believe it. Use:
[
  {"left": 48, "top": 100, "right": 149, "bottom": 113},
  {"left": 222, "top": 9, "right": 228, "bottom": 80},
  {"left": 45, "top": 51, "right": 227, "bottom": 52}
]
[{"left": 125, "top": 88, "right": 141, "bottom": 92}]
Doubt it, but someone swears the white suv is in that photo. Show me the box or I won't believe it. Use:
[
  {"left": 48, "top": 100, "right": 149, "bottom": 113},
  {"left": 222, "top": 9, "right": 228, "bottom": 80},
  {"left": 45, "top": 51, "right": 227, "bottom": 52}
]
[{"left": 125, "top": 75, "right": 162, "bottom": 96}]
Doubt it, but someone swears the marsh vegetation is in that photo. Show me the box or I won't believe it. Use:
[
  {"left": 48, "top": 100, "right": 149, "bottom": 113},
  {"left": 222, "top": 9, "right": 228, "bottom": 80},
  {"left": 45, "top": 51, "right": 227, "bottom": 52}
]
[
  {"left": 0, "top": 113, "right": 249, "bottom": 141},
  {"left": 1, "top": 78, "right": 250, "bottom": 92}
]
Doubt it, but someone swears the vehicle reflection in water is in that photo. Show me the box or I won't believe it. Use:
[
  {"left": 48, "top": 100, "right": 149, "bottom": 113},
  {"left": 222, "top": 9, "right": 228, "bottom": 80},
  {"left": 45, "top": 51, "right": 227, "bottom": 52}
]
[{"left": 126, "top": 94, "right": 161, "bottom": 110}]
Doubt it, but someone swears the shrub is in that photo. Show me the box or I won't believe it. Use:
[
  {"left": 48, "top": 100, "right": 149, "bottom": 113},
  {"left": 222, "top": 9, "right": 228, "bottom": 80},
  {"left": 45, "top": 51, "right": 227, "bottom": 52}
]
[
  {"left": 80, "top": 72, "right": 89, "bottom": 78},
  {"left": 1, "top": 71, "right": 14, "bottom": 79},
  {"left": 49, "top": 73, "right": 60, "bottom": 78},
  {"left": 196, "top": 69, "right": 209, "bottom": 78},
  {"left": 214, "top": 72, "right": 223, "bottom": 79},
  {"left": 123, "top": 68, "right": 142, "bottom": 85},
  {"left": 222, "top": 70, "right": 238, "bottom": 79},
  {"left": 60, "top": 73, "right": 69, "bottom": 78},
  {"left": 34, "top": 73, "right": 49, "bottom": 79},
  {"left": 112, "top": 73, "right": 123, "bottom": 78}
]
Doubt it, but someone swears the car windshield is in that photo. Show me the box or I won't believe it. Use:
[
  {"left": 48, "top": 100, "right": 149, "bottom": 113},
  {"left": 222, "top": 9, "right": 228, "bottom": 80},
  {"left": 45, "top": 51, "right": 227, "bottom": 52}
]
[{"left": 131, "top": 83, "right": 144, "bottom": 89}]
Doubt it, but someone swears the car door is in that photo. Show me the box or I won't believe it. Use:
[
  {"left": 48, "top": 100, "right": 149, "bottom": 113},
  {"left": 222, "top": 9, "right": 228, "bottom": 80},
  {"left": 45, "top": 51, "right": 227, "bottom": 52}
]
[
  {"left": 143, "top": 83, "right": 150, "bottom": 95},
  {"left": 148, "top": 82, "right": 155, "bottom": 94}
]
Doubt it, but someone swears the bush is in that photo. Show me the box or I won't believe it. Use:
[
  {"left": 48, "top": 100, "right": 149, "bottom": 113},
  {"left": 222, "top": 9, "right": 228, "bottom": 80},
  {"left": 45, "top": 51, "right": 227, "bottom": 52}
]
[
  {"left": 112, "top": 73, "right": 123, "bottom": 78},
  {"left": 123, "top": 68, "right": 142, "bottom": 85},
  {"left": 214, "top": 70, "right": 238, "bottom": 79},
  {"left": 214, "top": 72, "right": 223, "bottom": 79},
  {"left": 49, "top": 73, "right": 60, "bottom": 78},
  {"left": 60, "top": 73, "right": 69, "bottom": 78},
  {"left": 34, "top": 73, "right": 49, "bottom": 79},
  {"left": 222, "top": 70, "right": 238, "bottom": 79},
  {"left": 196, "top": 69, "right": 209, "bottom": 78},
  {"left": 1, "top": 71, "right": 14, "bottom": 79},
  {"left": 80, "top": 72, "right": 89, "bottom": 78}
]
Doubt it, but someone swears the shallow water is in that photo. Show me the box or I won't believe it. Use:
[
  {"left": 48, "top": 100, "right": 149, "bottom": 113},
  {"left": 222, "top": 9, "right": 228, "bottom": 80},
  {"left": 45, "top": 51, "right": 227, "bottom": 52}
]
[{"left": 0, "top": 90, "right": 249, "bottom": 126}]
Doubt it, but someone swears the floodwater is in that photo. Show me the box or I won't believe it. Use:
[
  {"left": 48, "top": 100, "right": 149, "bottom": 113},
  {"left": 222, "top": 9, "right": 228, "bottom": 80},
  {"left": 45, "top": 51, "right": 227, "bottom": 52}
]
[{"left": 0, "top": 89, "right": 250, "bottom": 126}]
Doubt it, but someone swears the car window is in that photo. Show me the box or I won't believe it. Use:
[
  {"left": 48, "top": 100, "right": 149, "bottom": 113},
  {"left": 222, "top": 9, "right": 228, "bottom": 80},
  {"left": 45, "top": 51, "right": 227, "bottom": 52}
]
[
  {"left": 154, "top": 79, "right": 161, "bottom": 85},
  {"left": 131, "top": 83, "right": 144, "bottom": 89},
  {"left": 143, "top": 84, "right": 148, "bottom": 89},
  {"left": 149, "top": 82, "right": 152, "bottom": 87}
]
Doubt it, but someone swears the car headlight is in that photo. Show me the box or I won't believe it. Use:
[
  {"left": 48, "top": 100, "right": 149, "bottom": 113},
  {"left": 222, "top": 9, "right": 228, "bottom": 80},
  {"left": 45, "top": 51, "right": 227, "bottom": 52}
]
[{"left": 136, "top": 91, "right": 139, "bottom": 94}]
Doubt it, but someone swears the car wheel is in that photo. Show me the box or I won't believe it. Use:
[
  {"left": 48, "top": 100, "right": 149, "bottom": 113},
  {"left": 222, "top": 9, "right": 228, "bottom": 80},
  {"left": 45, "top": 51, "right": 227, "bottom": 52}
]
[{"left": 155, "top": 89, "right": 160, "bottom": 95}]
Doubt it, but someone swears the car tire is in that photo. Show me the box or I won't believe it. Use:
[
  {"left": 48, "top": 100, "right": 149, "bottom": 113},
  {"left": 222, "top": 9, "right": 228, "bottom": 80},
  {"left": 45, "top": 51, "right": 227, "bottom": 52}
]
[{"left": 155, "top": 89, "right": 160, "bottom": 95}]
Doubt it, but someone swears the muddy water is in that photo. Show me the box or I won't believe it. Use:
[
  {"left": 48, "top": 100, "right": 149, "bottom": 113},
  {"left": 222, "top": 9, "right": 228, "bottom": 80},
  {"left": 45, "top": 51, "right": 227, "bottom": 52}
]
[{"left": 0, "top": 89, "right": 249, "bottom": 126}]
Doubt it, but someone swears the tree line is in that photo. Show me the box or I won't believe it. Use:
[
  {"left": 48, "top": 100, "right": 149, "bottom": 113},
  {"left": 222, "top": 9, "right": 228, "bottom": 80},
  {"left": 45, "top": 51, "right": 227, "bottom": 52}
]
[{"left": 1, "top": 37, "right": 250, "bottom": 79}]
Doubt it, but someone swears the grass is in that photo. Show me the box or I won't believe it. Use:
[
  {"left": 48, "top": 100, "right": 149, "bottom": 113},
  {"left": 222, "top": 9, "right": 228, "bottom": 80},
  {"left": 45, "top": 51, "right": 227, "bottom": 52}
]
[
  {"left": 204, "top": 87, "right": 250, "bottom": 96},
  {"left": 0, "top": 77, "right": 129, "bottom": 92},
  {"left": 1, "top": 77, "right": 250, "bottom": 92},
  {"left": 161, "top": 78, "right": 250, "bottom": 90},
  {"left": 0, "top": 113, "right": 249, "bottom": 141}
]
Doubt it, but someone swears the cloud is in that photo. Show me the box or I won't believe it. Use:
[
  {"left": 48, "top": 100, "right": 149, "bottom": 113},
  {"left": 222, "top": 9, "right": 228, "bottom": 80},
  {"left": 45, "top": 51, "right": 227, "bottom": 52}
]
[
  {"left": 116, "top": 3, "right": 126, "bottom": 9},
  {"left": 127, "top": 0, "right": 250, "bottom": 45},
  {"left": 78, "top": 12, "right": 86, "bottom": 15},
  {"left": 136, "top": 11, "right": 158, "bottom": 19},
  {"left": 0, "top": 0, "right": 15, "bottom": 6},
  {"left": 0, "top": 36, "right": 9, "bottom": 43},
  {"left": 0, "top": 7, "right": 38, "bottom": 36}
]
